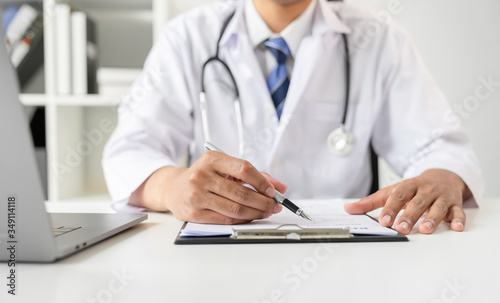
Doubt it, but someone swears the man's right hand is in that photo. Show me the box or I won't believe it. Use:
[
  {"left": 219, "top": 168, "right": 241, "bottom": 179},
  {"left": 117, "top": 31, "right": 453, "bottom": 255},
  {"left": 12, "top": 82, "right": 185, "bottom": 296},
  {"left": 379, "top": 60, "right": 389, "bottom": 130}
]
[{"left": 129, "top": 151, "right": 286, "bottom": 224}]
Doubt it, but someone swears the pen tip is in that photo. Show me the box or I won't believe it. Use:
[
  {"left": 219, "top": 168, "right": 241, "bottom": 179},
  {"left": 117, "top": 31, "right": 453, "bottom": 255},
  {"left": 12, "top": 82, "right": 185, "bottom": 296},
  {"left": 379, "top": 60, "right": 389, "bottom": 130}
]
[{"left": 301, "top": 212, "right": 314, "bottom": 222}]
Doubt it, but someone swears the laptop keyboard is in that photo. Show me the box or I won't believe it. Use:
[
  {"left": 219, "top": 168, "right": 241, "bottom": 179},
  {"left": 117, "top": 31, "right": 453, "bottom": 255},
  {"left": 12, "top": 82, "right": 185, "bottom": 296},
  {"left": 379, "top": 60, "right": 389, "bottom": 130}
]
[{"left": 52, "top": 226, "right": 82, "bottom": 237}]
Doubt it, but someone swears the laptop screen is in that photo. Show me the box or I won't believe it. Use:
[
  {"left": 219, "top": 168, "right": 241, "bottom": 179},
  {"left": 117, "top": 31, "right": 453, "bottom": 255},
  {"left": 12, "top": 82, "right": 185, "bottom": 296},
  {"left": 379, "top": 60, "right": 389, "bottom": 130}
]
[{"left": 0, "top": 24, "right": 57, "bottom": 262}]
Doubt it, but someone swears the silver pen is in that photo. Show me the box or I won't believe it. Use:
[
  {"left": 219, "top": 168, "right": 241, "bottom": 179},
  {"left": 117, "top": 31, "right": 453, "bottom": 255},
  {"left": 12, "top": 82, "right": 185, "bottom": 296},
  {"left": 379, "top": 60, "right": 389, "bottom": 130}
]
[{"left": 204, "top": 142, "right": 313, "bottom": 221}]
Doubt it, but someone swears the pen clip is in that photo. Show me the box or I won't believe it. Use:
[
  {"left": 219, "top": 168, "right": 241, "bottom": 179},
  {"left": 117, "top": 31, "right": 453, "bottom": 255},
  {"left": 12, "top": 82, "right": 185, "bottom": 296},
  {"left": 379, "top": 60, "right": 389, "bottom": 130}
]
[{"left": 231, "top": 225, "right": 352, "bottom": 240}]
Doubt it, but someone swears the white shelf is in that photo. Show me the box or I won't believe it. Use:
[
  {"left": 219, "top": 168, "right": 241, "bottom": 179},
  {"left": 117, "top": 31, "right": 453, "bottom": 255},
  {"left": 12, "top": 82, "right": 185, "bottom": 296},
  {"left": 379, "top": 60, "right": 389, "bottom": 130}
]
[
  {"left": 69, "top": 0, "right": 153, "bottom": 11},
  {"left": 49, "top": 193, "right": 112, "bottom": 204},
  {"left": 15, "top": 0, "right": 212, "bottom": 202},
  {"left": 20, "top": 94, "right": 122, "bottom": 107},
  {"left": 19, "top": 94, "right": 49, "bottom": 107},
  {"left": 45, "top": 194, "right": 114, "bottom": 213}
]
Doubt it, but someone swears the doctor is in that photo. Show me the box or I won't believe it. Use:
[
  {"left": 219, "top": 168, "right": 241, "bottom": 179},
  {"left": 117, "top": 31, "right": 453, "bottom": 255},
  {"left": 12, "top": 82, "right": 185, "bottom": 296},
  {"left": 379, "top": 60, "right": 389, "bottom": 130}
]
[{"left": 103, "top": 0, "right": 483, "bottom": 235}]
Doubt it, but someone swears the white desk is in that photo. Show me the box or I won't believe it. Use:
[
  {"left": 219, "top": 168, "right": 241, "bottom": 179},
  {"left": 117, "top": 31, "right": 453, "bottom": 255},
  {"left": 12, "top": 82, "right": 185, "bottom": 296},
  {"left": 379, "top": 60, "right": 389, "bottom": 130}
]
[{"left": 3, "top": 199, "right": 499, "bottom": 303}]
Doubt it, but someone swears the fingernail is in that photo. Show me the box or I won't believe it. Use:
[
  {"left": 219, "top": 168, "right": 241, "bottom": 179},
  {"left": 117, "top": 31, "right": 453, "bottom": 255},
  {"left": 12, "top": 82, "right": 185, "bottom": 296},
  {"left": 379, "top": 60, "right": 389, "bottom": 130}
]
[
  {"left": 399, "top": 221, "right": 410, "bottom": 232},
  {"left": 265, "top": 187, "right": 275, "bottom": 198},
  {"left": 274, "top": 203, "right": 283, "bottom": 213},
  {"left": 423, "top": 221, "right": 433, "bottom": 231},
  {"left": 456, "top": 221, "right": 464, "bottom": 231},
  {"left": 382, "top": 215, "right": 392, "bottom": 225}
]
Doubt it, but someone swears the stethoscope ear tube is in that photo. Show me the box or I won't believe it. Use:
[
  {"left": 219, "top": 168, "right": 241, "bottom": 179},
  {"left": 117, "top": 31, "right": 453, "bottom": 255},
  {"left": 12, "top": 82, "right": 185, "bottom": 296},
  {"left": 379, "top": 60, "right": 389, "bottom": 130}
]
[
  {"left": 340, "top": 33, "right": 350, "bottom": 126},
  {"left": 199, "top": 54, "right": 244, "bottom": 157},
  {"left": 325, "top": 34, "right": 354, "bottom": 156},
  {"left": 199, "top": 10, "right": 242, "bottom": 157}
]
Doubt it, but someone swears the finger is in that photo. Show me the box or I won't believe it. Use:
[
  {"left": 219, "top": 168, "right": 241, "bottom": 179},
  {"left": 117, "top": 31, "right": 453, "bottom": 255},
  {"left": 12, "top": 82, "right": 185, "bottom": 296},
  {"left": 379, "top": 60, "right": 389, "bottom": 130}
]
[
  {"left": 221, "top": 174, "right": 244, "bottom": 183},
  {"left": 190, "top": 208, "right": 253, "bottom": 225},
  {"left": 207, "top": 176, "right": 280, "bottom": 214},
  {"left": 205, "top": 192, "right": 272, "bottom": 221},
  {"left": 344, "top": 186, "right": 392, "bottom": 215},
  {"left": 202, "top": 151, "right": 276, "bottom": 198},
  {"left": 449, "top": 205, "right": 466, "bottom": 232},
  {"left": 395, "top": 193, "right": 434, "bottom": 235},
  {"left": 261, "top": 172, "right": 288, "bottom": 194},
  {"left": 417, "top": 197, "right": 452, "bottom": 234},
  {"left": 378, "top": 181, "right": 418, "bottom": 227}
]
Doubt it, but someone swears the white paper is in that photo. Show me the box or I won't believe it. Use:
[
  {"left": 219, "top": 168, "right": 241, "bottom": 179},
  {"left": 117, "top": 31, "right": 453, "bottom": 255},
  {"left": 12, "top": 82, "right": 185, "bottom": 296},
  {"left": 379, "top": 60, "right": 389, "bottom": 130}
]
[{"left": 181, "top": 199, "right": 397, "bottom": 237}]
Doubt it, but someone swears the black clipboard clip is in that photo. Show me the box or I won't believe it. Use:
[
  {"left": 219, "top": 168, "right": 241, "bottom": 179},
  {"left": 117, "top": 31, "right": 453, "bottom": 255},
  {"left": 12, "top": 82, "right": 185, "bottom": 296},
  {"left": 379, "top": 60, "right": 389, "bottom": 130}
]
[{"left": 230, "top": 224, "right": 352, "bottom": 240}]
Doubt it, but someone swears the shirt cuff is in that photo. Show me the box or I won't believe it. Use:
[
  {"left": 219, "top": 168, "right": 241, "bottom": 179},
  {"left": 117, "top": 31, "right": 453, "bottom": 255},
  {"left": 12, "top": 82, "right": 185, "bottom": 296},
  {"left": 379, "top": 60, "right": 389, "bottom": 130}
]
[
  {"left": 105, "top": 157, "right": 179, "bottom": 208},
  {"left": 111, "top": 198, "right": 148, "bottom": 213}
]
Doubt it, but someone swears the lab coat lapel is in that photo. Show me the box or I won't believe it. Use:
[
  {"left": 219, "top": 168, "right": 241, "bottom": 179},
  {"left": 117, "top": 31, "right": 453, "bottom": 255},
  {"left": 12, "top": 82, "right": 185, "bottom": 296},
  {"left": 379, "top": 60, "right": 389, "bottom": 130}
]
[
  {"left": 269, "top": 35, "right": 325, "bottom": 154},
  {"left": 270, "top": 0, "right": 351, "bottom": 156},
  {"left": 282, "top": 36, "right": 324, "bottom": 119},
  {"left": 218, "top": 4, "right": 273, "bottom": 119},
  {"left": 226, "top": 38, "right": 272, "bottom": 112},
  {"left": 221, "top": 32, "right": 278, "bottom": 165}
]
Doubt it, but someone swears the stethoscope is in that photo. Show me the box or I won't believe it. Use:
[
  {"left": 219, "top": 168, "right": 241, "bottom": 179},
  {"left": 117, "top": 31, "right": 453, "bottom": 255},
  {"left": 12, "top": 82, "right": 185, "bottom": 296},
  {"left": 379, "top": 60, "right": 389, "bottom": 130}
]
[{"left": 200, "top": 11, "right": 354, "bottom": 158}]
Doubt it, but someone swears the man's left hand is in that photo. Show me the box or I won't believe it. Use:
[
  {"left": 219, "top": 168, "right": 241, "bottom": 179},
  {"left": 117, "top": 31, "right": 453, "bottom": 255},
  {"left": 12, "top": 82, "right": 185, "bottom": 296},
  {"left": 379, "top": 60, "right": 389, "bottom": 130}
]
[{"left": 344, "top": 169, "right": 472, "bottom": 235}]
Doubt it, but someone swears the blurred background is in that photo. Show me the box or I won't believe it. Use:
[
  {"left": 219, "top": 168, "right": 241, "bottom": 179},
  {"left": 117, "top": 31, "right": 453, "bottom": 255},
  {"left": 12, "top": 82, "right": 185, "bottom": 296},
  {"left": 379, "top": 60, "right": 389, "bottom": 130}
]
[
  {"left": 349, "top": 0, "right": 500, "bottom": 199},
  {"left": 1, "top": 0, "right": 498, "bottom": 202}
]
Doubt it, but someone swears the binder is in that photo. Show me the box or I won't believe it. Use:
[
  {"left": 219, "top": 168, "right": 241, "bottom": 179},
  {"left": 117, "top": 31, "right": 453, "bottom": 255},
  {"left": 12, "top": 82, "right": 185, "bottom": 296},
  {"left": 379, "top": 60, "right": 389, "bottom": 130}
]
[
  {"left": 5, "top": 4, "right": 39, "bottom": 52},
  {"left": 13, "top": 13, "right": 44, "bottom": 89},
  {"left": 174, "top": 216, "right": 408, "bottom": 245}
]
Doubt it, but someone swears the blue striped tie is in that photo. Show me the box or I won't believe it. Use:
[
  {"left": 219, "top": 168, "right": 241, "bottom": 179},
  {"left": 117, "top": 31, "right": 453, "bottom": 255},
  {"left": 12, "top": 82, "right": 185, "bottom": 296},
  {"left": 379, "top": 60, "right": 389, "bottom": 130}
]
[{"left": 263, "top": 38, "right": 291, "bottom": 120}]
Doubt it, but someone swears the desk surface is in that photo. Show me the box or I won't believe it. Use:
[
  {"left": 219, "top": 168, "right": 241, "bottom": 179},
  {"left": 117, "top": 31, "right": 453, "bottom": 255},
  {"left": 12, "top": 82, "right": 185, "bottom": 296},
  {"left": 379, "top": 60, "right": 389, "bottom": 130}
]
[{"left": 3, "top": 199, "right": 499, "bottom": 303}]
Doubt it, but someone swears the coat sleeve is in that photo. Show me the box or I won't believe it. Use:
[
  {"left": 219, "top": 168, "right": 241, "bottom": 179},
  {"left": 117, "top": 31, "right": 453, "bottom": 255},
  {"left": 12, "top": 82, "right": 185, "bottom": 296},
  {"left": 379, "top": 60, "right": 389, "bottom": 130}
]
[
  {"left": 102, "top": 23, "right": 196, "bottom": 206},
  {"left": 370, "top": 24, "right": 484, "bottom": 207}
]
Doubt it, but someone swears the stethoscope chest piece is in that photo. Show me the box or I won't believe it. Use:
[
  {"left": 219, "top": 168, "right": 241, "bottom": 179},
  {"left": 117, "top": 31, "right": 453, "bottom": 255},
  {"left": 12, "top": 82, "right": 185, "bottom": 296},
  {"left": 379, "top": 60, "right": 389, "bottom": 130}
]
[{"left": 327, "top": 126, "right": 354, "bottom": 156}]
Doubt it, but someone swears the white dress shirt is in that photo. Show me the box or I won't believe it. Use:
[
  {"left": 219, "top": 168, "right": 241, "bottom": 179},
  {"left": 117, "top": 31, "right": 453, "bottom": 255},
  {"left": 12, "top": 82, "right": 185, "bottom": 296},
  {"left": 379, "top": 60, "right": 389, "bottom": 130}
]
[{"left": 245, "top": 0, "right": 317, "bottom": 78}]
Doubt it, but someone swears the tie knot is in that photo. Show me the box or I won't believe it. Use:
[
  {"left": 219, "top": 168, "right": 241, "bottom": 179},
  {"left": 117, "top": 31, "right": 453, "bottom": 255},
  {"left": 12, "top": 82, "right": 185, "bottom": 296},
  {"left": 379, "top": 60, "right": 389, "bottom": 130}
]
[{"left": 263, "top": 38, "right": 290, "bottom": 65}]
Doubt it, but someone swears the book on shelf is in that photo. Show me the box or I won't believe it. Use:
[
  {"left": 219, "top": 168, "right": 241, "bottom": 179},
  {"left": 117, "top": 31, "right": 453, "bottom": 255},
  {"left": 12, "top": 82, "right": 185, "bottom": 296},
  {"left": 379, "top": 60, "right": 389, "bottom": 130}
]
[
  {"left": 72, "top": 11, "right": 98, "bottom": 94},
  {"left": 3, "top": 4, "right": 44, "bottom": 89},
  {"left": 51, "top": 4, "right": 99, "bottom": 95},
  {"left": 4, "top": 3, "right": 100, "bottom": 96},
  {"left": 55, "top": 4, "right": 72, "bottom": 94},
  {"left": 5, "top": 4, "right": 38, "bottom": 54},
  {"left": 11, "top": 13, "right": 44, "bottom": 89},
  {"left": 2, "top": 5, "right": 20, "bottom": 40}
]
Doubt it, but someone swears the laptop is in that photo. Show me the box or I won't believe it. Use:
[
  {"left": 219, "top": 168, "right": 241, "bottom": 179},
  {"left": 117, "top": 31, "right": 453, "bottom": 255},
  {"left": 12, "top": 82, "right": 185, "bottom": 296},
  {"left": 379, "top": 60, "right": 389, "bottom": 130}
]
[{"left": 0, "top": 27, "right": 147, "bottom": 263}]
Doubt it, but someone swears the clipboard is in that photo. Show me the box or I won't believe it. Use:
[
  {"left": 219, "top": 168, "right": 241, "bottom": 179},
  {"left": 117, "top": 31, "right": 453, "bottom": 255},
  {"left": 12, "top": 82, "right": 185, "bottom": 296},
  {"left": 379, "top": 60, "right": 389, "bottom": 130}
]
[{"left": 174, "top": 215, "right": 408, "bottom": 244}]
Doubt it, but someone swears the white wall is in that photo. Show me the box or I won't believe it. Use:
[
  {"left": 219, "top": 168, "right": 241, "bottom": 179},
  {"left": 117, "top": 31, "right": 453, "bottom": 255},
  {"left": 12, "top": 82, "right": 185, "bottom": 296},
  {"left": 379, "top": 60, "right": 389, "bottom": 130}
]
[
  {"left": 346, "top": 0, "right": 500, "bottom": 197},
  {"left": 167, "top": 0, "right": 218, "bottom": 19}
]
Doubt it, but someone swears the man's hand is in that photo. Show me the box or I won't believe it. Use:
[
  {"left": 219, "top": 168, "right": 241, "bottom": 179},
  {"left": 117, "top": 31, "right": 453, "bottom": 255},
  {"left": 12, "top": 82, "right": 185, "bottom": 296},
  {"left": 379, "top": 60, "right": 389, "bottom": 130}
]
[
  {"left": 344, "top": 169, "right": 472, "bottom": 235},
  {"left": 129, "top": 151, "right": 286, "bottom": 224}
]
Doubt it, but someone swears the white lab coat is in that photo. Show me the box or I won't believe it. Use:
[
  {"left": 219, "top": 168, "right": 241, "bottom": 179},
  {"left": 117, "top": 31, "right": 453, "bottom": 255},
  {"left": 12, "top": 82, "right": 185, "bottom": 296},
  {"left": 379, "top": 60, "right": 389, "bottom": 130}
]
[{"left": 103, "top": 0, "right": 483, "bottom": 209}]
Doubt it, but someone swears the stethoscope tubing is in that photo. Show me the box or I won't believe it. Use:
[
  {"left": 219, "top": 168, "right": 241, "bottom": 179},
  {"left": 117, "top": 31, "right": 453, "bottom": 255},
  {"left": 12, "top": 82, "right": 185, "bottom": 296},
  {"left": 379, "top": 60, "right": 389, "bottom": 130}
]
[{"left": 199, "top": 9, "right": 352, "bottom": 157}]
